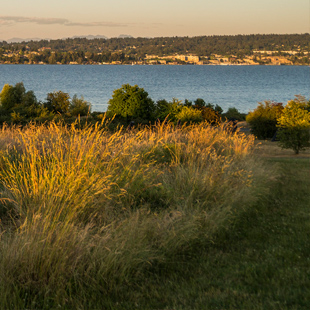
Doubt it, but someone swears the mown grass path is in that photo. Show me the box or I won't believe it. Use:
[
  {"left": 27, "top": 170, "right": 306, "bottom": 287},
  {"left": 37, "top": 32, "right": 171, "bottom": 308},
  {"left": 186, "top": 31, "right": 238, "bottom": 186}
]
[{"left": 114, "top": 157, "right": 310, "bottom": 310}]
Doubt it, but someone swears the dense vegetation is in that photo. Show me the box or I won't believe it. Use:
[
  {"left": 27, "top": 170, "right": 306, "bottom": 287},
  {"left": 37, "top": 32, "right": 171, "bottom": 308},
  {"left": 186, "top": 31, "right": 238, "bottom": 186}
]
[
  {"left": 0, "top": 120, "right": 265, "bottom": 309},
  {"left": 0, "top": 82, "right": 246, "bottom": 126},
  {"left": 0, "top": 120, "right": 309, "bottom": 309},
  {"left": 1, "top": 81, "right": 310, "bottom": 155},
  {"left": 0, "top": 33, "right": 309, "bottom": 64},
  {"left": 0, "top": 78, "right": 309, "bottom": 307},
  {"left": 246, "top": 96, "right": 310, "bottom": 153}
]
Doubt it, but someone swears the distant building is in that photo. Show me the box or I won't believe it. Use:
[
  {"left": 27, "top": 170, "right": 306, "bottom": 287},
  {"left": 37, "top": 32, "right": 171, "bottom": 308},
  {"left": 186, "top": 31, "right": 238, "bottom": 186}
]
[
  {"left": 38, "top": 47, "right": 52, "bottom": 52},
  {"left": 175, "top": 55, "right": 200, "bottom": 63}
]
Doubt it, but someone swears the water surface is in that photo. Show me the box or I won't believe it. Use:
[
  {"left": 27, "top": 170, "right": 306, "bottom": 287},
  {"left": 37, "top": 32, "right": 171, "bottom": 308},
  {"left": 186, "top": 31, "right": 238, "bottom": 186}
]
[{"left": 0, "top": 64, "right": 308, "bottom": 113}]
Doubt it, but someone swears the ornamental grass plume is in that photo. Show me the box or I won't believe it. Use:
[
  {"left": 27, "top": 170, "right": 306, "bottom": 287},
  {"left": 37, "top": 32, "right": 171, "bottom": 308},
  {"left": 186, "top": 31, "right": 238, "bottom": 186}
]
[{"left": 0, "top": 120, "right": 272, "bottom": 309}]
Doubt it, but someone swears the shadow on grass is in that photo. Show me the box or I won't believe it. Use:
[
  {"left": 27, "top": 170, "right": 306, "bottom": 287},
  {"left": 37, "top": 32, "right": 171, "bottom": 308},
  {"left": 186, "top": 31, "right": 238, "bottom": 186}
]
[{"left": 106, "top": 158, "right": 310, "bottom": 310}]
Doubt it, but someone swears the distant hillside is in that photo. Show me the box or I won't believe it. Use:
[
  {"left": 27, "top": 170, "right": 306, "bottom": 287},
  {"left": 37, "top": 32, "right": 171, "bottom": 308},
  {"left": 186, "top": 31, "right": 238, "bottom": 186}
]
[
  {"left": 0, "top": 34, "right": 309, "bottom": 65},
  {"left": 1, "top": 34, "right": 309, "bottom": 55}
]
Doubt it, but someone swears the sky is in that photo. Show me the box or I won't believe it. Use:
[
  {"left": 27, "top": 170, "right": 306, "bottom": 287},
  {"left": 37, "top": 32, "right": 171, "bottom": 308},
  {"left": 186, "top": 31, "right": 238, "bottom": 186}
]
[{"left": 0, "top": 0, "right": 309, "bottom": 40}]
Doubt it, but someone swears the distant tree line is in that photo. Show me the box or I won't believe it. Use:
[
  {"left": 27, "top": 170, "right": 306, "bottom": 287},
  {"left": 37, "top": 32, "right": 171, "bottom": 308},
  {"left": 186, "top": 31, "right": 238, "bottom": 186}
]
[
  {"left": 0, "top": 82, "right": 245, "bottom": 126},
  {"left": 1, "top": 82, "right": 309, "bottom": 155},
  {"left": 0, "top": 82, "right": 91, "bottom": 124},
  {"left": 0, "top": 34, "right": 309, "bottom": 64}
]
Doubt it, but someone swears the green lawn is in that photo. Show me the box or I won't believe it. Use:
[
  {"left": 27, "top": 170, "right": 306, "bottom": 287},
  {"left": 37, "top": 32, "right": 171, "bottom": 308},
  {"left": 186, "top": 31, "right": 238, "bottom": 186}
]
[{"left": 107, "top": 158, "right": 310, "bottom": 310}]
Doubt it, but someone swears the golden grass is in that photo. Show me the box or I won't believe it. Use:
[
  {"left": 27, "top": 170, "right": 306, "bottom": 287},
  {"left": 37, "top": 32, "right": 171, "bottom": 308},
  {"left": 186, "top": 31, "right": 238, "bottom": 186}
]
[{"left": 0, "top": 121, "right": 273, "bottom": 309}]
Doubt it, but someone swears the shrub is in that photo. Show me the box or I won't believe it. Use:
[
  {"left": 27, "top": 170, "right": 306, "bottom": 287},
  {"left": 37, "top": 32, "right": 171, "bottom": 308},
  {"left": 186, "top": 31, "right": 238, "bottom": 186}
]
[
  {"left": 214, "top": 104, "right": 223, "bottom": 115},
  {"left": 277, "top": 97, "right": 310, "bottom": 154},
  {"left": 0, "top": 82, "right": 38, "bottom": 112},
  {"left": 194, "top": 98, "right": 206, "bottom": 108},
  {"left": 0, "top": 82, "right": 25, "bottom": 111},
  {"left": 0, "top": 83, "right": 44, "bottom": 123},
  {"left": 223, "top": 107, "right": 245, "bottom": 121},
  {"left": 69, "top": 95, "right": 91, "bottom": 116},
  {"left": 246, "top": 101, "right": 284, "bottom": 139},
  {"left": 201, "top": 107, "right": 221, "bottom": 124},
  {"left": 44, "top": 90, "right": 71, "bottom": 114},
  {"left": 175, "top": 106, "right": 203, "bottom": 123},
  {"left": 155, "top": 98, "right": 183, "bottom": 122},
  {"left": 107, "top": 84, "right": 155, "bottom": 122}
]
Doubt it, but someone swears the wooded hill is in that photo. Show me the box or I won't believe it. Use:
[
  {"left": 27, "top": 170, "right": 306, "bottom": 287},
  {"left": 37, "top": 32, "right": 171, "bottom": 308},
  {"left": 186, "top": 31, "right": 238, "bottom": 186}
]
[
  {"left": 1, "top": 34, "right": 309, "bottom": 55},
  {"left": 0, "top": 34, "right": 309, "bottom": 64}
]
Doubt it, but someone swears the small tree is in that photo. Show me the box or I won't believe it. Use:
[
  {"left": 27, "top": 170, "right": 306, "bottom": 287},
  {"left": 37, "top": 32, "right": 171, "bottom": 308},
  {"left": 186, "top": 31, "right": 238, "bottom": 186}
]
[
  {"left": 223, "top": 107, "right": 245, "bottom": 121},
  {"left": 107, "top": 84, "right": 155, "bottom": 122},
  {"left": 246, "top": 101, "right": 284, "bottom": 139},
  {"left": 155, "top": 98, "right": 183, "bottom": 122},
  {"left": 45, "top": 91, "right": 70, "bottom": 114},
  {"left": 0, "top": 82, "right": 26, "bottom": 111},
  {"left": 70, "top": 95, "right": 91, "bottom": 116},
  {"left": 175, "top": 106, "right": 203, "bottom": 124},
  {"left": 0, "top": 82, "right": 42, "bottom": 122},
  {"left": 194, "top": 98, "right": 206, "bottom": 108},
  {"left": 201, "top": 107, "right": 221, "bottom": 124},
  {"left": 277, "top": 98, "right": 310, "bottom": 154}
]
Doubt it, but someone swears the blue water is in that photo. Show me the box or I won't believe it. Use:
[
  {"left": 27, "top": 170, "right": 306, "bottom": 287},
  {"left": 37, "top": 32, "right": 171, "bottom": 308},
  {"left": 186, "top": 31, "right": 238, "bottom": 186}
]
[{"left": 0, "top": 64, "right": 309, "bottom": 113}]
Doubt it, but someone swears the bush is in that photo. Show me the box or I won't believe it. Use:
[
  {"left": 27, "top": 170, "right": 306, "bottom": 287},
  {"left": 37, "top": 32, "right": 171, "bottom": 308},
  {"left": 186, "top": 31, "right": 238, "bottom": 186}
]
[
  {"left": 0, "top": 82, "right": 38, "bottom": 113},
  {"left": 201, "top": 107, "right": 221, "bottom": 124},
  {"left": 277, "top": 97, "right": 310, "bottom": 154},
  {"left": 155, "top": 98, "right": 183, "bottom": 122},
  {"left": 223, "top": 107, "right": 245, "bottom": 121},
  {"left": 107, "top": 84, "right": 155, "bottom": 122},
  {"left": 246, "top": 101, "right": 284, "bottom": 139},
  {"left": 175, "top": 106, "right": 203, "bottom": 123},
  {"left": 0, "top": 82, "right": 25, "bottom": 111},
  {"left": 194, "top": 98, "right": 206, "bottom": 108},
  {"left": 44, "top": 90, "right": 71, "bottom": 114},
  {"left": 69, "top": 95, "right": 91, "bottom": 116}
]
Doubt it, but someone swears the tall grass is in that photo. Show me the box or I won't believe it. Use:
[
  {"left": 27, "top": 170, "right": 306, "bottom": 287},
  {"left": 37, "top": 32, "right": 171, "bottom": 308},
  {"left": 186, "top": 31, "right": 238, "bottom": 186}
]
[{"left": 0, "top": 121, "right": 271, "bottom": 309}]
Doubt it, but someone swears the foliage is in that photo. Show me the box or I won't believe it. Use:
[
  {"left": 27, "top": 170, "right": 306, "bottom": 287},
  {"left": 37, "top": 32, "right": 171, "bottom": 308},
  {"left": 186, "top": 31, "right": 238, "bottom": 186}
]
[
  {"left": 155, "top": 98, "right": 183, "bottom": 122},
  {"left": 223, "top": 107, "right": 245, "bottom": 121},
  {"left": 277, "top": 97, "right": 310, "bottom": 154},
  {"left": 44, "top": 90, "right": 71, "bottom": 114},
  {"left": 201, "top": 107, "right": 221, "bottom": 124},
  {"left": 246, "top": 101, "right": 284, "bottom": 139},
  {"left": 175, "top": 106, "right": 203, "bottom": 123},
  {"left": 194, "top": 98, "right": 206, "bottom": 108},
  {"left": 0, "top": 82, "right": 45, "bottom": 123},
  {"left": 214, "top": 104, "right": 223, "bottom": 115},
  {"left": 69, "top": 95, "right": 91, "bottom": 116},
  {"left": 107, "top": 84, "right": 155, "bottom": 121},
  {"left": 0, "top": 82, "right": 26, "bottom": 110},
  {"left": 1, "top": 34, "right": 309, "bottom": 64},
  {"left": 0, "top": 122, "right": 262, "bottom": 309}
]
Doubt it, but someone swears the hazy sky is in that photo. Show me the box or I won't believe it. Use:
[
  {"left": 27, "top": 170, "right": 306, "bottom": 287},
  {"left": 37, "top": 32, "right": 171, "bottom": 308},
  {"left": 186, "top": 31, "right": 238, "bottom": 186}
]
[{"left": 0, "top": 0, "right": 309, "bottom": 40}]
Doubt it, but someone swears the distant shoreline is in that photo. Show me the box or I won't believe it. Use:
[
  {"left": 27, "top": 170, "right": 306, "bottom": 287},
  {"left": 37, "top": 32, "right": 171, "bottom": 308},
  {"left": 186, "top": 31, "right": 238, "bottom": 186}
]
[{"left": 0, "top": 63, "right": 308, "bottom": 66}]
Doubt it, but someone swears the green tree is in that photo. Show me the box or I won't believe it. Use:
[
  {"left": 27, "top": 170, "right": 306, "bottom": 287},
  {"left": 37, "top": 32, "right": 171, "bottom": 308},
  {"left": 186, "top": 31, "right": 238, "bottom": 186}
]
[
  {"left": 201, "top": 107, "right": 221, "bottom": 124},
  {"left": 214, "top": 104, "right": 223, "bottom": 115},
  {"left": 246, "top": 101, "right": 284, "bottom": 139},
  {"left": 69, "top": 95, "right": 91, "bottom": 116},
  {"left": 45, "top": 91, "right": 70, "bottom": 114},
  {"left": 155, "top": 98, "right": 183, "bottom": 122},
  {"left": 175, "top": 106, "right": 202, "bottom": 123},
  {"left": 223, "top": 107, "right": 245, "bottom": 121},
  {"left": 107, "top": 84, "right": 155, "bottom": 122},
  {"left": 0, "top": 82, "right": 26, "bottom": 110},
  {"left": 277, "top": 98, "right": 310, "bottom": 154},
  {"left": 194, "top": 98, "right": 206, "bottom": 108}
]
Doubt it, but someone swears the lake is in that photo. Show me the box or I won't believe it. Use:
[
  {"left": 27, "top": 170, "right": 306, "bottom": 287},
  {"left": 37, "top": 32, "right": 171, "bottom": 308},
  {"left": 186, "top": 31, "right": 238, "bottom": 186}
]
[{"left": 0, "top": 64, "right": 309, "bottom": 113}]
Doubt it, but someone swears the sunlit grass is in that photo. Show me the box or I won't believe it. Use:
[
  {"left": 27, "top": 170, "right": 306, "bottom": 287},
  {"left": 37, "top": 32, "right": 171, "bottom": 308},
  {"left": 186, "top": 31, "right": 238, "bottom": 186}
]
[{"left": 0, "top": 121, "right": 271, "bottom": 309}]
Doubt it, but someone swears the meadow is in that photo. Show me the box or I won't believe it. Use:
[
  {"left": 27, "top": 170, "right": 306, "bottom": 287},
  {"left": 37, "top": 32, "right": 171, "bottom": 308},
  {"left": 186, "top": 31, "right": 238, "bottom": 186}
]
[{"left": 0, "top": 120, "right": 308, "bottom": 309}]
